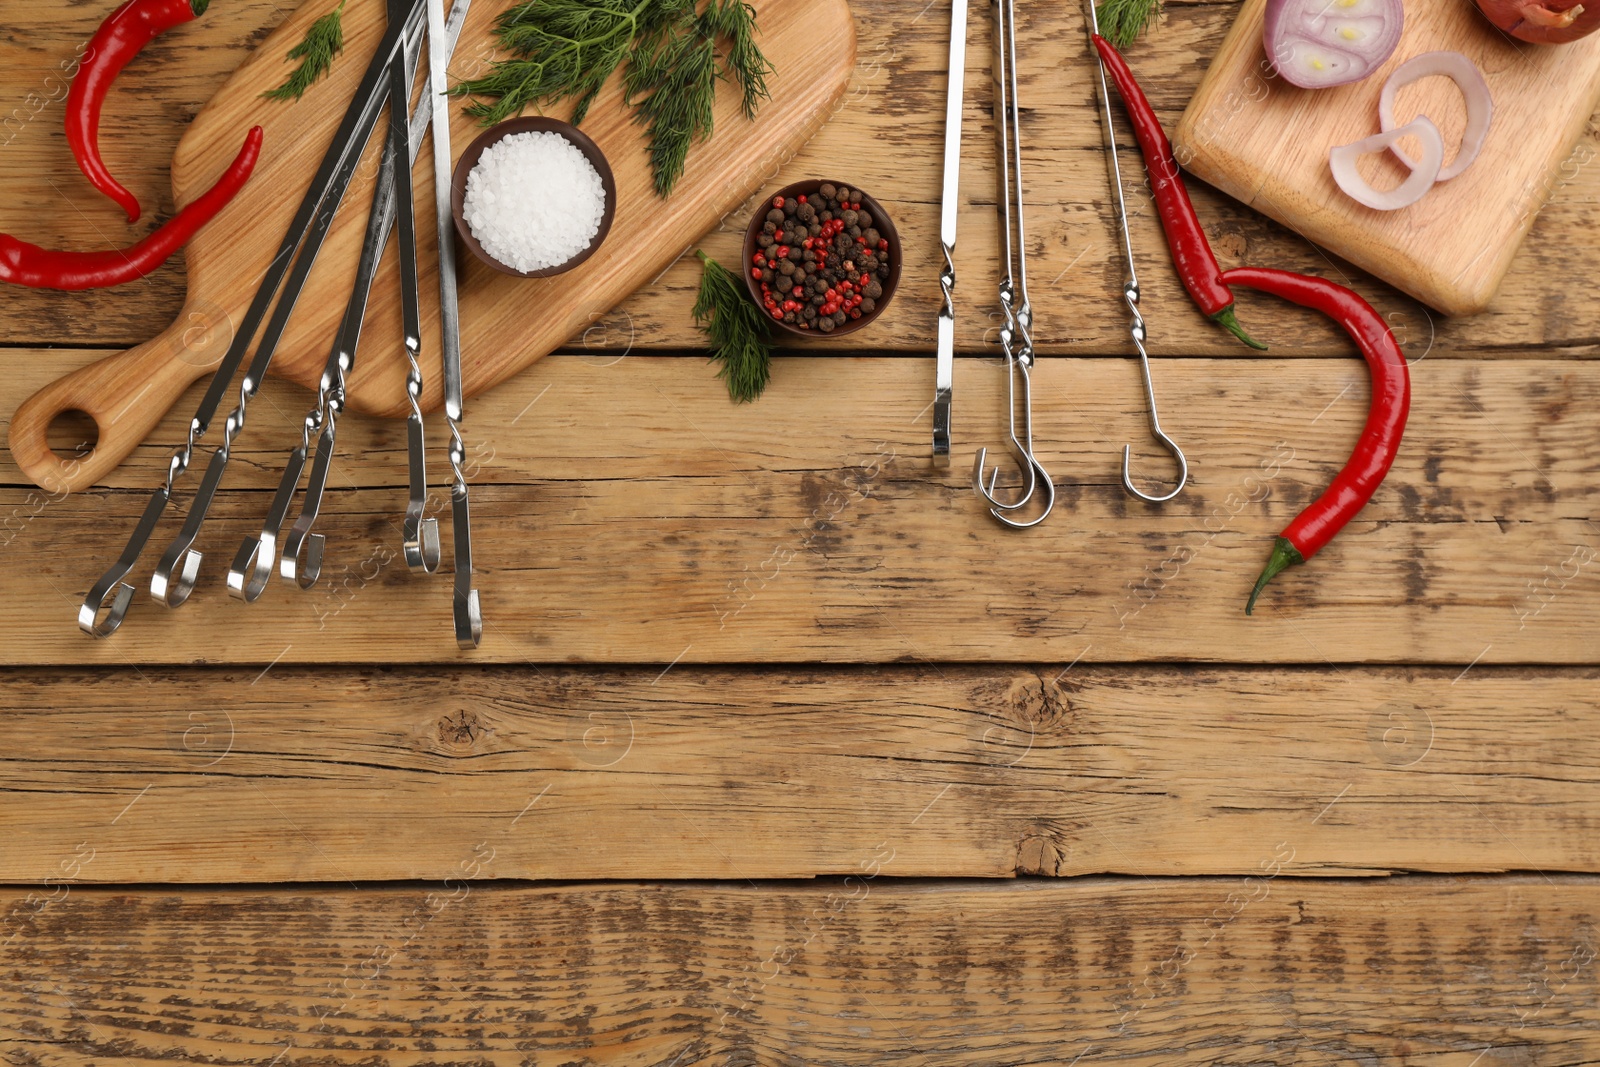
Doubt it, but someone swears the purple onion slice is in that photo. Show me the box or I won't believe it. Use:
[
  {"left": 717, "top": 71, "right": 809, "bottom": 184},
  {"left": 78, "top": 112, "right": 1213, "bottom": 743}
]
[
  {"left": 1378, "top": 51, "right": 1494, "bottom": 181},
  {"left": 1265, "top": 0, "right": 1405, "bottom": 89},
  {"left": 1329, "top": 117, "right": 1444, "bottom": 210}
]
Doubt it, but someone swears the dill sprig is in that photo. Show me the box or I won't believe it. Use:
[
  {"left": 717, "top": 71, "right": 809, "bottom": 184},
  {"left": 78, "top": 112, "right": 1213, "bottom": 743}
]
[
  {"left": 452, "top": 0, "right": 772, "bottom": 196},
  {"left": 1095, "top": 0, "right": 1163, "bottom": 50},
  {"left": 694, "top": 250, "right": 771, "bottom": 403},
  {"left": 701, "top": 0, "right": 770, "bottom": 119},
  {"left": 625, "top": 10, "right": 717, "bottom": 196},
  {"left": 263, "top": 0, "right": 347, "bottom": 102}
]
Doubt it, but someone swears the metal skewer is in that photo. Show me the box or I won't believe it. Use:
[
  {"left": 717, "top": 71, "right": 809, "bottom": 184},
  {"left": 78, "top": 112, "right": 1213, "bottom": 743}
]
[
  {"left": 932, "top": 0, "right": 969, "bottom": 463},
  {"left": 228, "top": 0, "right": 469, "bottom": 600},
  {"left": 427, "top": 0, "right": 482, "bottom": 649},
  {"left": 1087, "top": 2, "right": 1188, "bottom": 503},
  {"left": 400, "top": 0, "right": 463, "bottom": 574},
  {"left": 229, "top": 5, "right": 428, "bottom": 601},
  {"left": 80, "top": 0, "right": 425, "bottom": 633},
  {"left": 972, "top": 0, "right": 1054, "bottom": 529}
]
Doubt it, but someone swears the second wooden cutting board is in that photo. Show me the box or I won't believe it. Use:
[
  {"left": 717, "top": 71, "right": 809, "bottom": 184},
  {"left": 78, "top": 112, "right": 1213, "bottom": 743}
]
[
  {"left": 10, "top": 0, "right": 856, "bottom": 494},
  {"left": 1175, "top": 0, "right": 1600, "bottom": 317}
]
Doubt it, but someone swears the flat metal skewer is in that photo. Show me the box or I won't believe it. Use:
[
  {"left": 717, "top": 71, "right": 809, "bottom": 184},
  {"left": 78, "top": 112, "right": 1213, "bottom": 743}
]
[
  {"left": 932, "top": 0, "right": 969, "bottom": 463},
  {"left": 229, "top": 5, "right": 429, "bottom": 601},
  {"left": 400, "top": 0, "right": 464, "bottom": 574},
  {"left": 79, "top": 0, "right": 426, "bottom": 636},
  {"left": 427, "top": 0, "right": 481, "bottom": 649}
]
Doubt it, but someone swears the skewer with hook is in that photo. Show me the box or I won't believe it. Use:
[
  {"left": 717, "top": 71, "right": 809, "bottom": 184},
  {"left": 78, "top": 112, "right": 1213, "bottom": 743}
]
[
  {"left": 1086, "top": 1, "right": 1189, "bottom": 503},
  {"left": 972, "top": 0, "right": 1054, "bottom": 529}
]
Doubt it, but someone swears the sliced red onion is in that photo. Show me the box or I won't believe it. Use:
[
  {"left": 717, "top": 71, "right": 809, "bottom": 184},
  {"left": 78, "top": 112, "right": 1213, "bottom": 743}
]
[
  {"left": 1329, "top": 117, "right": 1445, "bottom": 210},
  {"left": 1377, "top": 51, "right": 1494, "bottom": 181},
  {"left": 1264, "top": 0, "right": 1405, "bottom": 89}
]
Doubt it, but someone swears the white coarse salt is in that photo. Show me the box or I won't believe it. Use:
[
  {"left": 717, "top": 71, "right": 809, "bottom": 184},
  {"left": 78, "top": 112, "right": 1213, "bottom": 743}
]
[{"left": 463, "top": 130, "right": 606, "bottom": 273}]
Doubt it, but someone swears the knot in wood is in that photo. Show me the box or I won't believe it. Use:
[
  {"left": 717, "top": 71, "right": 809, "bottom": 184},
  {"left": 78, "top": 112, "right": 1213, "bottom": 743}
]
[
  {"left": 1015, "top": 830, "right": 1069, "bottom": 876},
  {"left": 1213, "top": 230, "right": 1248, "bottom": 261},
  {"left": 437, "top": 709, "right": 486, "bottom": 748},
  {"left": 1005, "top": 673, "right": 1071, "bottom": 731}
]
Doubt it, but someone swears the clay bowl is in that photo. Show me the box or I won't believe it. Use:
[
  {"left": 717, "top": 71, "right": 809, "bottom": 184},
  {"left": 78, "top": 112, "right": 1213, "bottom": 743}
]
[
  {"left": 741, "top": 178, "right": 901, "bottom": 338},
  {"left": 451, "top": 116, "right": 617, "bottom": 279}
]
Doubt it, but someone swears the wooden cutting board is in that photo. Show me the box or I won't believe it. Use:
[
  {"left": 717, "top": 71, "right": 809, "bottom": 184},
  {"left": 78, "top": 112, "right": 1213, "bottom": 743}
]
[
  {"left": 1175, "top": 0, "right": 1600, "bottom": 317},
  {"left": 9, "top": 0, "right": 855, "bottom": 494}
]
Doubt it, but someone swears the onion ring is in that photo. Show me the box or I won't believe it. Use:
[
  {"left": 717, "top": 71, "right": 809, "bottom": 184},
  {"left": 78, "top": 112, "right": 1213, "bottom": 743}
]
[
  {"left": 1329, "top": 117, "right": 1445, "bottom": 210},
  {"left": 1378, "top": 51, "right": 1494, "bottom": 181}
]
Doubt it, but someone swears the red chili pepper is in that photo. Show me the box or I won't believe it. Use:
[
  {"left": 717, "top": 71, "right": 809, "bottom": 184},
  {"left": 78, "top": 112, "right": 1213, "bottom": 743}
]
[
  {"left": 1091, "top": 34, "right": 1266, "bottom": 352},
  {"left": 1, "top": 125, "right": 261, "bottom": 290},
  {"left": 67, "top": 0, "right": 210, "bottom": 223},
  {"left": 1221, "top": 267, "right": 1411, "bottom": 614}
]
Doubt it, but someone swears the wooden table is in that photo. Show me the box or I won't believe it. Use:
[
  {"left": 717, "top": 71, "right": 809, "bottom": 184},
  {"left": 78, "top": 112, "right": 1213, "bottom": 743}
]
[{"left": 3, "top": 0, "right": 1599, "bottom": 1061}]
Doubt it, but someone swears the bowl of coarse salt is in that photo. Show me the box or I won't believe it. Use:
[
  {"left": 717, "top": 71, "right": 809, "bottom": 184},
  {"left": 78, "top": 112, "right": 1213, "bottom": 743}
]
[{"left": 451, "top": 117, "right": 616, "bottom": 278}]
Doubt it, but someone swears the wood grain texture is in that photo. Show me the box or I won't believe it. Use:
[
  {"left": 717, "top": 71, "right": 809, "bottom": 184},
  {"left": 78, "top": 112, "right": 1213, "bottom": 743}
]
[
  {"left": 0, "top": 663, "right": 1597, "bottom": 882},
  {"left": 2, "top": 352, "right": 1596, "bottom": 665},
  {"left": 1176, "top": 0, "right": 1600, "bottom": 315},
  {"left": 0, "top": 878, "right": 1596, "bottom": 1064},
  {"left": 4, "top": 0, "right": 1600, "bottom": 361},
  {"left": 6, "top": 0, "right": 857, "bottom": 493}
]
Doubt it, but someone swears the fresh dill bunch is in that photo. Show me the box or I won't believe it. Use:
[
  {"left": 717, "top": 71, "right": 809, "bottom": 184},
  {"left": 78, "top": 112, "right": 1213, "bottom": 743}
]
[
  {"left": 454, "top": 0, "right": 682, "bottom": 127},
  {"left": 453, "top": 0, "right": 773, "bottom": 196},
  {"left": 1095, "top": 0, "right": 1162, "bottom": 50},
  {"left": 262, "top": 0, "right": 347, "bottom": 102},
  {"left": 693, "top": 250, "right": 771, "bottom": 403}
]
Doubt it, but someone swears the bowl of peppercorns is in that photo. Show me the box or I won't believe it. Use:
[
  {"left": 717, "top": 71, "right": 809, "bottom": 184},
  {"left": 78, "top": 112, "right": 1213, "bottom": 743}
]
[{"left": 742, "top": 180, "right": 900, "bottom": 336}]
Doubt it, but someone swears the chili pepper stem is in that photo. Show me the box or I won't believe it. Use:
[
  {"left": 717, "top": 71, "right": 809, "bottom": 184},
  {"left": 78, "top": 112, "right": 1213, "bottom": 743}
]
[
  {"left": 1246, "top": 536, "right": 1304, "bottom": 615},
  {"left": 1213, "top": 305, "right": 1268, "bottom": 351}
]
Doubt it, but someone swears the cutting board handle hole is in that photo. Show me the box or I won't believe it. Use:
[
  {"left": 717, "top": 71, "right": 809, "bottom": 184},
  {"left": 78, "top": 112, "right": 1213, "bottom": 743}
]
[{"left": 46, "top": 409, "right": 99, "bottom": 461}]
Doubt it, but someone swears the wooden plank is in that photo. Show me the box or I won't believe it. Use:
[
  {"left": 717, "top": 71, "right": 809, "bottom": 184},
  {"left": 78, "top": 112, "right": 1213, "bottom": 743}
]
[
  {"left": 3, "top": 0, "right": 1600, "bottom": 357},
  {"left": 1, "top": 664, "right": 1596, "bottom": 883},
  {"left": 0, "top": 878, "right": 1595, "bottom": 1063},
  {"left": 2, "top": 354, "right": 1597, "bottom": 665}
]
